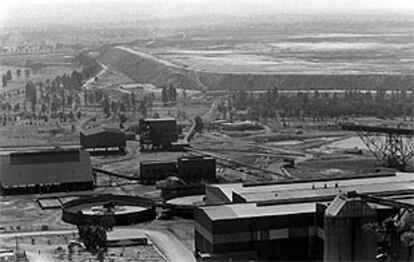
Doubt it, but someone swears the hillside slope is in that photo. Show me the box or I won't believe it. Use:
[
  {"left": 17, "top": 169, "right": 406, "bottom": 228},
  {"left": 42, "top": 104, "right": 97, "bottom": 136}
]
[{"left": 99, "top": 46, "right": 414, "bottom": 91}]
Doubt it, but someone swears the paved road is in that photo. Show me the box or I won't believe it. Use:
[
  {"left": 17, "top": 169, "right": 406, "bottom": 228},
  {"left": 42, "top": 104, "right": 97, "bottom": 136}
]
[
  {"left": 20, "top": 244, "right": 56, "bottom": 262},
  {"left": 0, "top": 229, "right": 76, "bottom": 238},
  {"left": 0, "top": 227, "right": 196, "bottom": 262},
  {"left": 108, "top": 227, "right": 196, "bottom": 262}
]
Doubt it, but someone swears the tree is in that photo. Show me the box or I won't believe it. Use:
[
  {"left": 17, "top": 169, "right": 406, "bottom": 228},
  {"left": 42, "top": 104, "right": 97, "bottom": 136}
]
[
  {"left": 95, "top": 89, "right": 103, "bottom": 103},
  {"left": 6, "top": 70, "right": 12, "bottom": 81},
  {"left": 161, "top": 86, "right": 168, "bottom": 105},
  {"left": 121, "top": 93, "right": 131, "bottom": 111},
  {"left": 84, "top": 89, "right": 88, "bottom": 107},
  {"left": 24, "top": 69, "right": 30, "bottom": 78},
  {"left": 118, "top": 114, "right": 127, "bottom": 128},
  {"left": 41, "top": 103, "right": 47, "bottom": 113},
  {"left": 182, "top": 88, "right": 187, "bottom": 104},
  {"left": 2, "top": 74, "right": 7, "bottom": 87},
  {"left": 110, "top": 100, "right": 117, "bottom": 114},
  {"left": 13, "top": 103, "right": 20, "bottom": 112},
  {"left": 130, "top": 92, "right": 137, "bottom": 111},
  {"left": 138, "top": 101, "right": 147, "bottom": 117},
  {"left": 25, "top": 81, "right": 37, "bottom": 112},
  {"left": 168, "top": 85, "right": 177, "bottom": 102},
  {"left": 78, "top": 225, "right": 107, "bottom": 251},
  {"left": 102, "top": 95, "right": 111, "bottom": 117},
  {"left": 71, "top": 70, "right": 82, "bottom": 90},
  {"left": 118, "top": 102, "right": 126, "bottom": 112}
]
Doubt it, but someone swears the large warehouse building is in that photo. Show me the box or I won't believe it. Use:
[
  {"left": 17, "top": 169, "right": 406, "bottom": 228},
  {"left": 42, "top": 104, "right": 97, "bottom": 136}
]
[
  {"left": 80, "top": 127, "right": 126, "bottom": 154},
  {"left": 195, "top": 172, "right": 414, "bottom": 261},
  {"left": 0, "top": 148, "right": 94, "bottom": 194},
  {"left": 195, "top": 202, "right": 325, "bottom": 260}
]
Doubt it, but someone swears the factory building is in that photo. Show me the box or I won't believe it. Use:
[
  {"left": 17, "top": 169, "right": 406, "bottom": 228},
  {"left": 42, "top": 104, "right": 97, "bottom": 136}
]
[
  {"left": 205, "top": 173, "right": 414, "bottom": 205},
  {"left": 80, "top": 127, "right": 126, "bottom": 154},
  {"left": 139, "top": 160, "right": 177, "bottom": 184},
  {"left": 195, "top": 172, "right": 414, "bottom": 261},
  {"left": 178, "top": 156, "right": 217, "bottom": 183},
  {"left": 0, "top": 149, "right": 94, "bottom": 194},
  {"left": 139, "top": 156, "right": 217, "bottom": 185},
  {"left": 139, "top": 118, "right": 179, "bottom": 150},
  {"left": 195, "top": 202, "right": 325, "bottom": 261}
]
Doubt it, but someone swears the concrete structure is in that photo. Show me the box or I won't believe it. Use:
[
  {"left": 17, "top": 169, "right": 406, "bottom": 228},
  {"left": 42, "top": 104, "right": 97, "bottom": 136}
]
[
  {"left": 80, "top": 127, "right": 126, "bottom": 154},
  {"left": 0, "top": 149, "right": 94, "bottom": 194},
  {"left": 324, "top": 195, "right": 377, "bottom": 262},
  {"left": 62, "top": 194, "right": 156, "bottom": 226},
  {"left": 195, "top": 172, "right": 414, "bottom": 261}
]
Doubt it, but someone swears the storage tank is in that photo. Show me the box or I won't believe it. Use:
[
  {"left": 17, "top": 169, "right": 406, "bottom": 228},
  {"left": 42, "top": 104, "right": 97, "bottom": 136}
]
[{"left": 324, "top": 194, "right": 377, "bottom": 262}]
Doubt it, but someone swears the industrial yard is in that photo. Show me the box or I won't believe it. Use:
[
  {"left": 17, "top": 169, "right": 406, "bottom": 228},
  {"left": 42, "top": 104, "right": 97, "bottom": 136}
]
[{"left": 1, "top": 2, "right": 414, "bottom": 261}]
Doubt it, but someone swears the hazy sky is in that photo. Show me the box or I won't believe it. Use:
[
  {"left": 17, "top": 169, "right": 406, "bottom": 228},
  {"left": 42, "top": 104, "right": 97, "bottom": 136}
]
[{"left": 1, "top": 0, "right": 413, "bottom": 27}]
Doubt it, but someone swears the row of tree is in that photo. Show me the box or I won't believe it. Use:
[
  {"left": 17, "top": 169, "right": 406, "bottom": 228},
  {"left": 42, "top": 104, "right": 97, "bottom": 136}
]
[
  {"left": 21, "top": 59, "right": 101, "bottom": 116},
  {"left": 2, "top": 68, "right": 38, "bottom": 87},
  {"left": 2, "top": 70, "right": 12, "bottom": 87},
  {"left": 232, "top": 87, "right": 414, "bottom": 122},
  {"left": 102, "top": 92, "right": 154, "bottom": 118}
]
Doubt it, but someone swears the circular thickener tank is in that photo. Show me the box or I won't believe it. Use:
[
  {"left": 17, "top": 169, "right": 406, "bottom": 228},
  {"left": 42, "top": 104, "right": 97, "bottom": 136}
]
[{"left": 62, "top": 194, "right": 156, "bottom": 226}]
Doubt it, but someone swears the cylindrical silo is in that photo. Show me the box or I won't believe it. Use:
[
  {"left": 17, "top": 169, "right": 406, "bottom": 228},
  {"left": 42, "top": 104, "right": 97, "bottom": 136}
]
[{"left": 324, "top": 194, "right": 377, "bottom": 262}]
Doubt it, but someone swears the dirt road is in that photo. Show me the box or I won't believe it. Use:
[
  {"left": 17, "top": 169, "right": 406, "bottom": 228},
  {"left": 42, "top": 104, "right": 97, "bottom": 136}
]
[
  {"left": 116, "top": 46, "right": 182, "bottom": 69},
  {"left": 82, "top": 62, "right": 108, "bottom": 91}
]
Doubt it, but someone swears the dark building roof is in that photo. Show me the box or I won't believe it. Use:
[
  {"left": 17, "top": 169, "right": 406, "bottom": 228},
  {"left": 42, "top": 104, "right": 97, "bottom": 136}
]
[
  {"left": 80, "top": 127, "right": 126, "bottom": 149},
  {"left": 0, "top": 149, "right": 93, "bottom": 188},
  {"left": 142, "top": 118, "right": 176, "bottom": 122}
]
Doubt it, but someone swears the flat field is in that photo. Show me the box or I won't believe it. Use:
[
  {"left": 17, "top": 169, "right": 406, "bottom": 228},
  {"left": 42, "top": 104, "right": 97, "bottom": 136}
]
[{"left": 132, "top": 15, "right": 414, "bottom": 74}]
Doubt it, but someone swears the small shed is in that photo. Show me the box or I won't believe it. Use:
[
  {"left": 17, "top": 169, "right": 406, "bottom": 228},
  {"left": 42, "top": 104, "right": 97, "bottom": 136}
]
[{"left": 80, "top": 127, "right": 126, "bottom": 154}]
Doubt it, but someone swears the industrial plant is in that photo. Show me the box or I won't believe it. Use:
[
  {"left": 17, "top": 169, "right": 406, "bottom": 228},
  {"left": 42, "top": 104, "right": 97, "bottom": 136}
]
[{"left": 1, "top": 1, "right": 414, "bottom": 261}]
